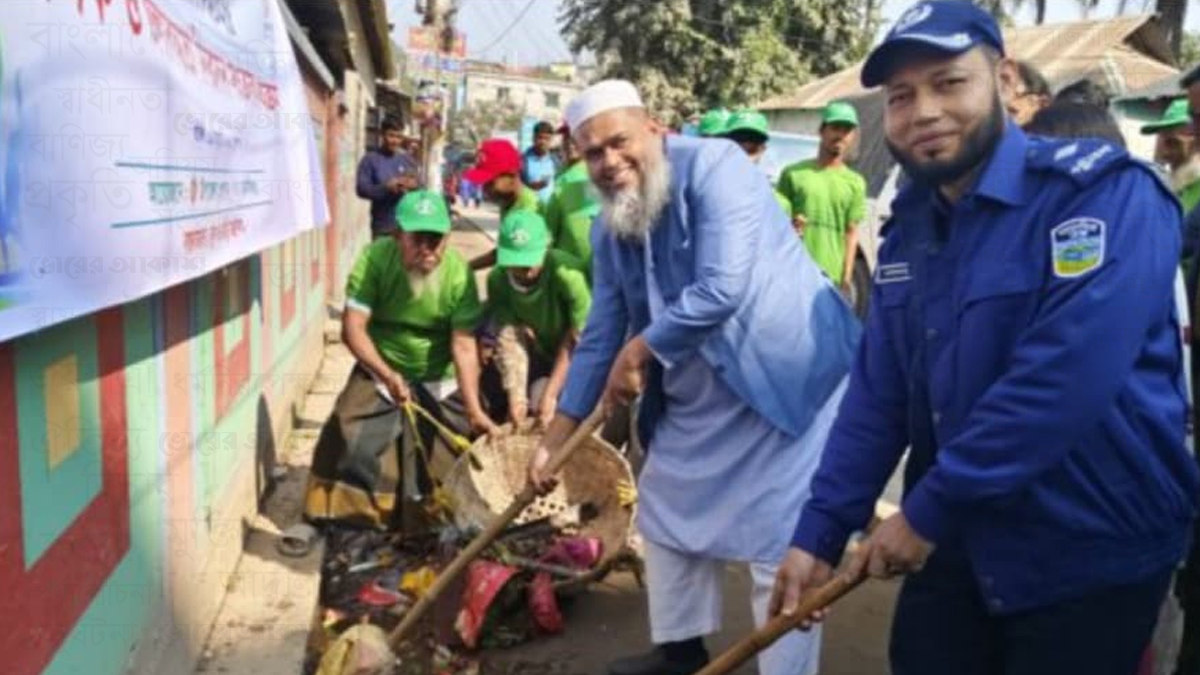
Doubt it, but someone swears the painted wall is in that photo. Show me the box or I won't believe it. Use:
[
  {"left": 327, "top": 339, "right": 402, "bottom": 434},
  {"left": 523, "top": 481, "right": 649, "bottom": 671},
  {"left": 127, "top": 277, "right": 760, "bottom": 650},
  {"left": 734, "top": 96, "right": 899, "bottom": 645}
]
[{"left": 0, "top": 58, "right": 371, "bottom": 675}]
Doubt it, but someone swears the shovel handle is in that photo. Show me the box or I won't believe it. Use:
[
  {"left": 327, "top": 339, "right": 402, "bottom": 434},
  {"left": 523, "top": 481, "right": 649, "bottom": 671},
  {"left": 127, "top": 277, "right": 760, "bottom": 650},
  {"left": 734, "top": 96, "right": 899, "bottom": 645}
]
[
  {"left": 387, "top": 406, "right": 607, "bottom": 648},
  {"left": 692, "top": 571, "right": 867, "bottom": 675}
]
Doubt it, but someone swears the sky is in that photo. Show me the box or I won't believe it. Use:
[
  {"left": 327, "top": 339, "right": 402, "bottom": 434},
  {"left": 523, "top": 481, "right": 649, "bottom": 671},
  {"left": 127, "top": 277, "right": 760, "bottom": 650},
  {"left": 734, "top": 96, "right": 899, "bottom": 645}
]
[{"left": 387, "top": 0, "right": 1200, "bottom": 68}]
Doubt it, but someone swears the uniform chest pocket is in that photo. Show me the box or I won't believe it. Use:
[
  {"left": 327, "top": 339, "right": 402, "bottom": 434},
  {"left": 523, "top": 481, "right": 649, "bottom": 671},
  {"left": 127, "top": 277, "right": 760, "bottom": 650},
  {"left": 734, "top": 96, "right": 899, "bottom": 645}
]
[
  {"left": 874, "top": 281, "right": 913, "bottom": 368},
  {"left": 957, "top": 265, "right": 1042, "bottom": 332}
]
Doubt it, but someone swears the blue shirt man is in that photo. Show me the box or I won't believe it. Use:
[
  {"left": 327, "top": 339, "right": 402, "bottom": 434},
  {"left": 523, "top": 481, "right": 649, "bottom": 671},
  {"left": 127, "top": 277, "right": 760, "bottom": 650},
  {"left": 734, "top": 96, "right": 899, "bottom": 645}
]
[
  {"left": 528, "top": 80, "right": 860, "bottom": 675},
  {"left": 774, "top": 3, "right": 1199, "bottom": 674},
  {"left": 522, "top": 121, "right": 559, "bottom": 204},
  {"left": 356, "top": 119, "right": 419, "bottom": 236}
]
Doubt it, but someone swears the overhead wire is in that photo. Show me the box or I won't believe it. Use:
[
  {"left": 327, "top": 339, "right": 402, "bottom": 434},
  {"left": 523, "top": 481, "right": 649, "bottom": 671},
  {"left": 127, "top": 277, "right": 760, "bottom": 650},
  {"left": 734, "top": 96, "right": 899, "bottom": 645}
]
[{"left": 474, "top": 0, "right": 540, "bottom": 56}]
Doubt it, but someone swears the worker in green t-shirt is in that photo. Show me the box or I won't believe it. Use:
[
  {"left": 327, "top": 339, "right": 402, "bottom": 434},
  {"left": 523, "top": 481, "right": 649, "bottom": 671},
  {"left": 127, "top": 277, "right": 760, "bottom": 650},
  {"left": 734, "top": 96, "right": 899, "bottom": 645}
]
[
  {"left": 721, "top": 109, "right": 793, "bottom": 215},
  {"left": 306, "top": 190, "right": 499, "bottom": 529},
  {"left": 485, "top": 209, "right": 592, "bottom": 428},
  {"left": 1142, "top": 98, "right": 1200, "bottom": 213},
  {"left": 543, "top": 123, "right": 601, "bottom": 275},
  {"left": 777, "top": 101, "right": 867, "bottom": 293},
  {"left": 463, "top": 138, "right": 541, "bottom": 271}
]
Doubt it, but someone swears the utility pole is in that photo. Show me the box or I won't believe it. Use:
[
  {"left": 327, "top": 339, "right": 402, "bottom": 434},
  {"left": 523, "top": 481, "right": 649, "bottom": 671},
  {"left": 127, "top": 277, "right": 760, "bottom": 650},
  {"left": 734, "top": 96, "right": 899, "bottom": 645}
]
[{"left": 420, "top": 0, "right": 457, "bottom": 193}]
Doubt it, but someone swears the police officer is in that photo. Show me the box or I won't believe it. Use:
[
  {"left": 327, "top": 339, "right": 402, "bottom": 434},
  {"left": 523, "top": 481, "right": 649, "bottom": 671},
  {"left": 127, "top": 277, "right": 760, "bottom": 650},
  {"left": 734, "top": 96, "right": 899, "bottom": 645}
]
[{"left": 770, "top": 2, "right": 1199, "bottom": 673}]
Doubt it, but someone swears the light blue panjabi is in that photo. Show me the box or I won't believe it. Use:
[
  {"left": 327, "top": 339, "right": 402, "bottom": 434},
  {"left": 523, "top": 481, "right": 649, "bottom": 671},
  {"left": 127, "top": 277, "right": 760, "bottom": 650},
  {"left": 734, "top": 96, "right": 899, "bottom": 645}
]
[{"left": 557, "top": 135, "right": 861, "bottom": 562}]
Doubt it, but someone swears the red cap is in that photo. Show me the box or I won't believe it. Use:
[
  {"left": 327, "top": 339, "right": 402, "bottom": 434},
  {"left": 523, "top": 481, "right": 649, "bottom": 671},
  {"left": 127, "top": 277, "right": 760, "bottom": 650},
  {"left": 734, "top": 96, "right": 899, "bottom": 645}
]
[{"left": 463, "top": 139, "right": 521, "bottom": 185}]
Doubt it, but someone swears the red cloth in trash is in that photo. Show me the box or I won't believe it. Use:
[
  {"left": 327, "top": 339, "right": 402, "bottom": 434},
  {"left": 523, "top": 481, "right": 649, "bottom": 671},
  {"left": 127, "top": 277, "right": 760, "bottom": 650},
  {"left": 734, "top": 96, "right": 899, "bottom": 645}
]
[
  {"left": 455, "top": 560, "right": 518, "bottom": 648},
  {"left": 528, "top": 572, "right": 564, "bottom": 634},
  {"left": 541, "top": 537, "right": 603, "bottom": 569}
]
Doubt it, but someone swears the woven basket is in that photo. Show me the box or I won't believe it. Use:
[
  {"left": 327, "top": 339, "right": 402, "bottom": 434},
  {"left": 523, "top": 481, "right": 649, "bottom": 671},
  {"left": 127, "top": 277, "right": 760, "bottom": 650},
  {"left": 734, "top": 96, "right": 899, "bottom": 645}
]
[{"left": 443, "top": 423, "right": 635, "bottom": 568}]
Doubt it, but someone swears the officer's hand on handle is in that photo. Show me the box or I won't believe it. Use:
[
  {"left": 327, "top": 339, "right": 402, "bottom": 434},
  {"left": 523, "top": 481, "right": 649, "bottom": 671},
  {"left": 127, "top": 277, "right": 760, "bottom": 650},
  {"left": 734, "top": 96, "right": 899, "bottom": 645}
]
[
  {"left": 603, "top": 336, "right": 651, "bottom": 409},
  {"left": 846, "top": 512, "right": 934, "bottom": 580},
  {"left": 769, "top": 547, "right": 833, "bottom": 629},
  {"left": 793, "top": 214, "right": 807, "bottom": 236}
]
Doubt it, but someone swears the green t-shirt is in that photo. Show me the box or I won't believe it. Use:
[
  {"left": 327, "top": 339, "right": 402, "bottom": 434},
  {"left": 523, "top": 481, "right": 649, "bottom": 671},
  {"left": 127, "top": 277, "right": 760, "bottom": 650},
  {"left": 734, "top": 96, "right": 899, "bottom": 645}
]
[
  {"left": 544, "top": 161, "right": 601, "bottom": 272},
  {"left": 485, "top": 251, "right": 592, "bottom": 358},
  {"left": 345, "top": 237, "right": 482, "bottom": 382},
  {"left": 1181, "top": 178, "right": 1200, "bottom": 214},
  {"left": 503, "top": 185, "right": 542, "bottom": 219},
  {"left": 778, "top": 159, "right": 867, "bottom": 283},
  {"left": 773, "top": 189, "right": 791, "bottom": 216}
]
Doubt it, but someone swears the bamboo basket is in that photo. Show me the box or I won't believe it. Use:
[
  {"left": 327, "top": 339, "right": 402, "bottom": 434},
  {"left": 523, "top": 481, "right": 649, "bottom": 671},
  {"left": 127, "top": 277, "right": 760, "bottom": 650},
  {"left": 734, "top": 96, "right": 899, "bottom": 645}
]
[{"left": 442, "top": 423, "right": 635, "bottom": 572}]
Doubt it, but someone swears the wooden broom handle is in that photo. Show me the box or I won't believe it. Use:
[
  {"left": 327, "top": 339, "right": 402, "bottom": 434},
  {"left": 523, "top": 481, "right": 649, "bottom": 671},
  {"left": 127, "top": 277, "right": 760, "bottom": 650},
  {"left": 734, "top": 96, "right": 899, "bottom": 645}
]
[
  {"left": 387, "top": 406, "right": 607, "bottom": 648},
  {"left": 693, "top": 571, "right": 867, "bottom": 675}
]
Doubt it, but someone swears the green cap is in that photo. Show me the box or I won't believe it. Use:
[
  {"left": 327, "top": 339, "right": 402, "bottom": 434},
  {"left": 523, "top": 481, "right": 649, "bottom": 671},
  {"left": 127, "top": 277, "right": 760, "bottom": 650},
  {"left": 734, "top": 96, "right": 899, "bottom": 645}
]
[
  {"left": 497, "top": 210, "right": 550, "bottom": 268},
  {"left": 822, "top": 101, "right": 859, "bottom": 128},
  {"left": 396, "top": 190, "right": 451, "bottom": 234},
  {"left": 724, "top": 109, "right": 770, "bottom": 140},
  {"left": 1141, "top": 98, "right": 1191, "bottom": 134},
  {"left": 698, "top": 108, "right": 731, "bottom": 137}
]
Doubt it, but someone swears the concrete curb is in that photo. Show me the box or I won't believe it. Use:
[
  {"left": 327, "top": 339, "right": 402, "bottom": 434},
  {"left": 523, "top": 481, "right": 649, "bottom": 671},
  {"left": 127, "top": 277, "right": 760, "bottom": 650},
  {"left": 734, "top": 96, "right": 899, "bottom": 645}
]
[{"left": 194, "top": 339, "right": 354, "bottom": 675}]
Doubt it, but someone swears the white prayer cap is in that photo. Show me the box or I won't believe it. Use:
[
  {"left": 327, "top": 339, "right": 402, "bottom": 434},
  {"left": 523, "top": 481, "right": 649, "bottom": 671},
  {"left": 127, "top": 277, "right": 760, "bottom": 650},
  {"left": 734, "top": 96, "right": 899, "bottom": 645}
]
[{"left": 564, "top": 79, "right": 645, "bottom": 132}]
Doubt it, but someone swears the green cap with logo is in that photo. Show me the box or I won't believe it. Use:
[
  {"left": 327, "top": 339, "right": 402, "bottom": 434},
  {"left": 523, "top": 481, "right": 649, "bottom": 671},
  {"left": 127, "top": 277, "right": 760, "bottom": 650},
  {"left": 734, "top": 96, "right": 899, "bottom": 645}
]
[
  {"left": 698, "top": 108, "right": 732, "bottom": 137},
  {"left": 396, "top": 190, "right": 451, "bottom": 234},
  {"left": 822, "top": 101, "right": 859, "bottom": 128},
  {"left": 724, "top": 109, "right": 770, "bottom": 141},
  {"left": 497, "top": 210, "right": 550, "bottom": 268},
  {"left": 1141, "top": 98, "right": 1191, "bottom": 134}
]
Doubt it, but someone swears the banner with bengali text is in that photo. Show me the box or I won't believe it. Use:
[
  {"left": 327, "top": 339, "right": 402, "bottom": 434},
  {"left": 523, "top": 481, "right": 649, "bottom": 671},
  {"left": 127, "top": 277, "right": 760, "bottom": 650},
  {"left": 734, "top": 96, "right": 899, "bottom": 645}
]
[{"left": 0, "top": 0, "right": 329, "bottom": 341}]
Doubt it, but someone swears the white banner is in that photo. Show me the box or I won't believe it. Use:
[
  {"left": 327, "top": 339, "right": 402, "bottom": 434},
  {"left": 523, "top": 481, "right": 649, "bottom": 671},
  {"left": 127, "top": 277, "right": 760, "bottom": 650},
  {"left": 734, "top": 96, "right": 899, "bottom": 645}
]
[{"left": 0, "top": 0, "right": 329, "bottom": 341}]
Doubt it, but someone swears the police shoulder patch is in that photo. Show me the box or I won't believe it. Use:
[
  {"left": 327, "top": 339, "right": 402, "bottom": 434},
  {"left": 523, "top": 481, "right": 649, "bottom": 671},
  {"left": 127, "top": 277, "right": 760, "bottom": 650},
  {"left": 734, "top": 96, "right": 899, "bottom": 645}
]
[{"left": 1050, "top": 217, "right": 1105, "bottom": 278}]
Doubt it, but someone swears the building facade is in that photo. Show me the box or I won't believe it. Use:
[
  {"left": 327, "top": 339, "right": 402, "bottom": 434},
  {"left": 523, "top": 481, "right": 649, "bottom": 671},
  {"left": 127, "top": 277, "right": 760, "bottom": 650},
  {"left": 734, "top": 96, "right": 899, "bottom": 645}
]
[{"left": 461, "top": 63, "right": 584, "bottom": 123}]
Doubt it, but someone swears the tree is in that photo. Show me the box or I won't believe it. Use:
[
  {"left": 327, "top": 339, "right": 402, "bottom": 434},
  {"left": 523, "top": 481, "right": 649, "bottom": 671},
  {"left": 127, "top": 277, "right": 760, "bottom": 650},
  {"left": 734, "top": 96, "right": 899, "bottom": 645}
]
[
  {"left": 448, "top": 99, "right": 522, "bottom": 148},
  {"left": 558, "top": 0, "right": 878, "bottom": 123},
  {"left": 972, "top": 0, "right": 1049, "bottom": 25},
  {"left": 1181, "top": 29, "right": 1200, "bottom": 68}
]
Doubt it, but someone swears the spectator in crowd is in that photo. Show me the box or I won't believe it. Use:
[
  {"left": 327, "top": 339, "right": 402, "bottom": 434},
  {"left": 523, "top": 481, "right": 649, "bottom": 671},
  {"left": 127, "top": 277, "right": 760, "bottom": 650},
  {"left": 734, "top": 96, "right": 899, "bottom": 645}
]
[
  {"left": 1142, "top": 98, "right": 1200, "bottom": 213},
  {"left": 1005, "top": 60, "right": 1051, "bottom": 126},
  {"left": 523, "top": 121, "right": 560, "bottom": 205},
  {"left": 697, "top": 108, "right": 731, "bottom": 137},
  {"left": 777, "top": 101, "right": 867, "bottom": 295},
  {"left": 1024, "top": 100, "right": 1126, "bottom": 147},
  {"left": 1055, "top": 79, "right": 1112, "bottom": 109},
  {"left": 356, "top": 117, "right": 420, "bottom": 238},
  {"left": 463, "top": 138, "right": 541, "bottom": 271},
  {"left": 721, "top": 109, "right": 793, "bottom": 214},
  {"left": 544, "top": 122, "right": 601, "bottom": 275}
]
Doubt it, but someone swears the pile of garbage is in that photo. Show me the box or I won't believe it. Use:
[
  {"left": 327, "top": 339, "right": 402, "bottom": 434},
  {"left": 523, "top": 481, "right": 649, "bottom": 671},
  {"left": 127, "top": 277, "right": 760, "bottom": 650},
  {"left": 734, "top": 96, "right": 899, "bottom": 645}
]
[
  {"left": 305, "top": 423, "right": 637, "bottom": 675},
  {"left": 305, "top": 517, "right": 608, "bottom": 675}
]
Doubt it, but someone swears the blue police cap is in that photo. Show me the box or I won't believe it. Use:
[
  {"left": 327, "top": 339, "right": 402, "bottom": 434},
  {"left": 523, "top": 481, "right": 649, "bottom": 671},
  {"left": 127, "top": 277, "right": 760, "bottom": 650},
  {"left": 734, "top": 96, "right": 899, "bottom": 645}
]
[{"left": 861, "top": 1, "right": 1005, "bottom": 88}]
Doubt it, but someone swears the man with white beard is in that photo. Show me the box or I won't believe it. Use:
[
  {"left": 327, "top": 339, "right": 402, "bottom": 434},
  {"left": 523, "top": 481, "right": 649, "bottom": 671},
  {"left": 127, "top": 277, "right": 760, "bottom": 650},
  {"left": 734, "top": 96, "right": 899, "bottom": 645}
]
[
  {"left": 526, "top": 80, "right": 862, "bottom": 675},
  {"left": 305, "top": 190, "right": 499, "bottom": 531}
]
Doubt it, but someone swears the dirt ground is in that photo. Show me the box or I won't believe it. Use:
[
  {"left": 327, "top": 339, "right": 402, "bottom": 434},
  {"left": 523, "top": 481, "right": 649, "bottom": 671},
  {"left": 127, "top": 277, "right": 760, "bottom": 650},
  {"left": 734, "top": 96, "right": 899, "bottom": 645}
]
[{"left": 479, "top": 566, "right": 899, "bottom": 675}]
